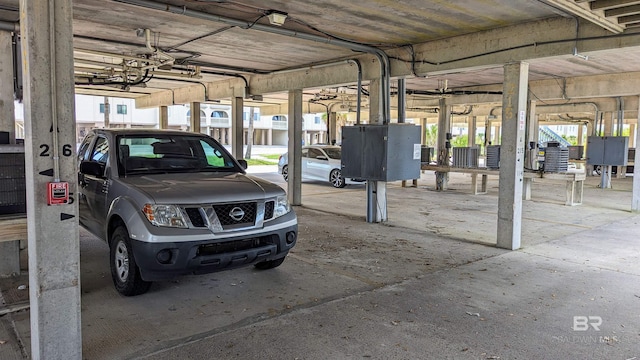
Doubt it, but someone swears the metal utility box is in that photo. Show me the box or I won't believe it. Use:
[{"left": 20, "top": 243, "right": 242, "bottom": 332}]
[
  {"left": 341, "top": 124, "right": 421, "bottom": 181},
  {"left": 421, "top": 146, "right": 434, "bottom": 163},
  {"left": 486, "top": 145, "right": 501, "bottom": 169},
  {"left": 543, "top": 147, "right": 569, "bottom": 173},
  {"left": 452, "top": 147, "right": 479, "bottom": 168},
  {"left": 586, "top": 136, "right": 628, "bottom": 166},
  {"left": 567, "top": 145, "right": 584, "bottom": 160},
  {"left": 0, "top": 145, "right": 26, "bottom": 215}
]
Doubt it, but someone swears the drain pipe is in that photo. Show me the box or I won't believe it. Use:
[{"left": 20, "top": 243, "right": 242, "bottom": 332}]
[
  {"left": 616, "top": 97, "right": 624, "bottom": 136},
  {"left": 397, "top": 78, "right": 406, "bottom": 123},
  {"left": 0, "top": 20, "right": 18, "bottom": 32},
  {"left": 113, "top": 0, "right": 391, "bottom": 124},
  {"left": 347, "top": 59, "right": 362, "bottom": 125}
]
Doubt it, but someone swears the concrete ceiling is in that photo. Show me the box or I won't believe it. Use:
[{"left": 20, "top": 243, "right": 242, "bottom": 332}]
[{"left": 1, "top": 0, "right": 640, "bottom": 118}]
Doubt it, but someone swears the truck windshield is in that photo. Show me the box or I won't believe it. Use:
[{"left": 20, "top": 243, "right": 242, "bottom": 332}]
[{"left": 117, "top": 134, "right": 240, "bottom": 175}]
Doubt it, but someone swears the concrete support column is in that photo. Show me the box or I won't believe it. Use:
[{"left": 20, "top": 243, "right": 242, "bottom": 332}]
[
  {"left": 231, "top": 97, "right": 243, "bottom": 159},
  {"left": 493, "top": 125, "right": 501, "bottom": 145},
  {"left": 633, "top": 96, "right": 640, "bottom": 212},
  {"left": 420, "top": 118, "right": 427, "bottom": 144},
  {"left": 369, "top": 79, "right": 382, "bottom": 125},
  {"left": 0, "top": 30, "right": 18, "bottom": 276},
  {"left": 0, "top": 31, "right": 15, "bottom": 143},
  {"left": 629, "top": 123, "right": 636, "bottom": 148},
  {"left": 268, "top": 128, "right": 273, "bottom": 145},
  {"left": 288, "top": 89, "right": 303, "bottom": 206},
  {"left": 586, "top": 120, "right": 595, "bottom": 176},
  {"left": 436, "top": 98, "right": 451, "bottom": 191},
  {"left": 497, "top": 62, "right": 528, "bottom": 250},
  {"left": 159, "top": 106, "right": 168, "bottom": 129},
  {"left": 103, "top": 97, "right": 110, "bottom": 128},
  {"left": 468, "top": 116, "right": 477, "bottom": 147},
  {"left": 190, "top": 102, "right": 201, "bottom": 133},
  {"left": 604, "top": 112, "right": 613, "bottom": 136},
  {"left": 601, "top": 112, "right": 614, "bottom": 186},
  {"left": 523, "top": 100, "right": 538, "bottom": 199},
  {"left": 578, "top": 122, "right": 585, "bottom": 146},
  {"left": 21, "top": 0, "right": 82, "bottom": 358},
  {"left": 365, "top": 79, "right": 387, "bottom": 222},
  {"left": 329, "top": 112, "right": 337, "bottom": 144},
  {"left": 525, "top": 100, "right": 538, "bottom": 170}
]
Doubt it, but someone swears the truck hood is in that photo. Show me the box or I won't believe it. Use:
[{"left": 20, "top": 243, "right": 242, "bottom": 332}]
[{"left": 119, "top": 172, "right": 285, "bottom": 204}]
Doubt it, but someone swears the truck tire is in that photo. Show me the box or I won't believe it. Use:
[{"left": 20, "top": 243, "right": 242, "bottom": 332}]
[{"left": 110, "top": 226, "right": 152, "bottom": 296}]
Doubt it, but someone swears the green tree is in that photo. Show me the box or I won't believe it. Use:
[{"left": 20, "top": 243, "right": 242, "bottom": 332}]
[
  {"left": 424, "top": 124, "right": 438, "bottom": 147},
  {"left": 450, "top": 135, "right": 468, "bottom": 147},
  {"left": 561, "top": 134, "right": 578, "bottom": 146}
]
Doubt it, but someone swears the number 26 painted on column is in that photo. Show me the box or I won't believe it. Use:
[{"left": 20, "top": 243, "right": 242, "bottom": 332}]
[{"left": 39, "top": 144, "right": 73, "bottom": 157}]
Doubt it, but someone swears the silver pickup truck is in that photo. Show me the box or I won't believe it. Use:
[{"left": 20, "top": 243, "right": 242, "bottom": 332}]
[{"left": 77, "top": 129, "right": 297, "bottom": 296}]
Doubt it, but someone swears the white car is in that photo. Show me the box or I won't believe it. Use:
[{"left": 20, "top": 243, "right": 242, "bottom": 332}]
[{"left": 278, "top": 145, "right": 360, "bottom": 188}]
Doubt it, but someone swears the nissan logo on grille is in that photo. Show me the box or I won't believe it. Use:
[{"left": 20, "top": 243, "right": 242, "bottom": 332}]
[{"left": 229, "top": 207, "right": 245, "bottom": 221}]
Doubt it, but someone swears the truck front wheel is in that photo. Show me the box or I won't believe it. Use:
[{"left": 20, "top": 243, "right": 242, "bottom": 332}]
[{"left": 110, "top": 226, "right": 152, "bottom": 296}]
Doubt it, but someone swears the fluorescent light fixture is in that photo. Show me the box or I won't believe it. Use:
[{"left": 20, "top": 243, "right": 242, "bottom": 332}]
[{"left": 267, "top": 10, "right": 288, "bottom": 26}]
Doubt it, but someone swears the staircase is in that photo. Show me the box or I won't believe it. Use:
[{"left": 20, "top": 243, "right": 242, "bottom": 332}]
[{"left": 539, "top": 126, "right": 571, "bottom": 147}]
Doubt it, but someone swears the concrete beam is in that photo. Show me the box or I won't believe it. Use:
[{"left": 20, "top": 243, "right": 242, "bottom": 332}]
[
  {"left": 130, "top": 16, "right": 640, "bottom": 110},
  {"left": 406, "top": 18, "right": 637, "bottom": 76},
  {"left": 174, "top": 85, "right": 205, "bottom": 105},
  {"left": 135, "top": 91, "right": 174, "bottom": 109},
  {"left": 456, "top": 72, "right": 640, "bottom": 103}
]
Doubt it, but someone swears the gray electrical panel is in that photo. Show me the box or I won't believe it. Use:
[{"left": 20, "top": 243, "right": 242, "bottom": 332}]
[
  {"left": 586, "top": 136, "right": 628, "bottom": 166},
  {"left": 341, "top": 124, "right": 421, "bottom": 181}
]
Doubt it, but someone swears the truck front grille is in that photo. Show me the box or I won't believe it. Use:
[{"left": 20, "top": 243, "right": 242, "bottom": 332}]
[
  {"left": 264, "top": 200, "right": 274, "bottom": 220},
  {"left": 197, "top": 236, "right": 274, "bottom": 256},
  {"left": 213, "top": 202, "right": 256, "bottom": 227},
  {"left": 184, "top": 202, "right": 261, "bottom": 230},
  {"left": 185, "top": 207, "right": 206, "bottom": 227}
]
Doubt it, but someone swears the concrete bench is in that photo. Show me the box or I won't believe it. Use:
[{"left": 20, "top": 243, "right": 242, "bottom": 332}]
[{"left": 421, "top": 164, "right": 585, "bottom": 206}]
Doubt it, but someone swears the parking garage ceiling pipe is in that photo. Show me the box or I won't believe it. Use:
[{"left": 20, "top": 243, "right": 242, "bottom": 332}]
[
  {"left": 538, "top": 102, "right": 599, "bottom": 133},
  {"left": 347, "top": 59, "right": 362, "bottom": 125},
  {"left": 112, "top": 0, "right": 391, "bottom": 123},
  {"left": 0, "top": 20, "right": 18, "bottom": 32}
]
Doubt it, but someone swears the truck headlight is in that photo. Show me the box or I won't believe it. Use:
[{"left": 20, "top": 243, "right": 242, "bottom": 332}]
[
  {"left": 143, "top": 204, "right": 188, "bottom": 228},
  {"left": 273, "top": 195, "right": 291, "bottom": 218}
]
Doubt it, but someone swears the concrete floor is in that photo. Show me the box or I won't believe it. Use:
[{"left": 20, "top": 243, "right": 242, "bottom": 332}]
[{"left": 1, "top": 169, "right": 640, "bottom": 359}]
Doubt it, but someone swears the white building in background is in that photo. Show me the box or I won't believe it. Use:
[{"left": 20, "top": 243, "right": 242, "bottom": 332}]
[{"left": 13, "top": 94, "right": 329, "bottom": 146}]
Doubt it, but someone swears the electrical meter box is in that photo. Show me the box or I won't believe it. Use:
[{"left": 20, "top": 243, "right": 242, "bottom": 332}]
[
  {"left": 586, "top": 136, "right": 628, "bottom": 166},
  {"left": 341, "top": 124, "right": 421, "bottom": 181}
]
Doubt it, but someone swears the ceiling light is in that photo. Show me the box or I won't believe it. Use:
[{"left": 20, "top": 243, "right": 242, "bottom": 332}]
[
  {"left": 572, "top": 48, "right": 589, "bottom": 61},
  {"left": 267, "top": 10, "right": 288, "bottom": 26}
]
